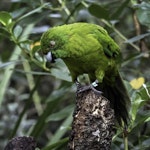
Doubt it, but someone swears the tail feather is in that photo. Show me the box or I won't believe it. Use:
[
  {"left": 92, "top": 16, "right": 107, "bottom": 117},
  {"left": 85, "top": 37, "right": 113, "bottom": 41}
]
[{"left": 98, "top": 73, "right": 130, "bottom": 126}]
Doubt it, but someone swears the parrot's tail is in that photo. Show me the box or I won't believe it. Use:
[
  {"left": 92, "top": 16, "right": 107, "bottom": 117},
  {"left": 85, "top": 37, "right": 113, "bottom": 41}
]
[{"left": 98, "top": 74, "right": 131, "bottom": 126}]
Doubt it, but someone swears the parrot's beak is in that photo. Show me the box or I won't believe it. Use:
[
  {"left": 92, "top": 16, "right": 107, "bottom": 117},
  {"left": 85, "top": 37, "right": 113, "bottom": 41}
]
[{"left": 45, "top": 52, "right": 56, "bottom": 63}]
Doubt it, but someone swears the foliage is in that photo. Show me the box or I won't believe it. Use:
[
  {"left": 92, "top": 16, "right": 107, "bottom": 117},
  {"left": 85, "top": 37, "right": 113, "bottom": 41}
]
[{"left": 0, "top": 0, "right": 150, "bottom": 149}]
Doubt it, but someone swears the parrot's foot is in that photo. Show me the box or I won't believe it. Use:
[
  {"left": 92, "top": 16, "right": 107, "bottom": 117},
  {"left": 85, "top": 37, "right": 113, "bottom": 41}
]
[{"left": 76, "top": 80, "right": 102, "bottom": 95}]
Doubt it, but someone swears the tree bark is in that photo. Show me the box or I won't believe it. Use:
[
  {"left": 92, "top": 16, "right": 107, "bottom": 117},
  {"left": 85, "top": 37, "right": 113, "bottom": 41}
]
[{"left": 68, "top": 85, "right": 115, "bottom": 150}]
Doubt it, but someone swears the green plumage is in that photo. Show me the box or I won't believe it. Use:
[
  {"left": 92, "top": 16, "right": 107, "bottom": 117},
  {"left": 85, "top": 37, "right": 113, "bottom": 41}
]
[{"left": 41, "top": 23, "right": 130, "bottom": 125}]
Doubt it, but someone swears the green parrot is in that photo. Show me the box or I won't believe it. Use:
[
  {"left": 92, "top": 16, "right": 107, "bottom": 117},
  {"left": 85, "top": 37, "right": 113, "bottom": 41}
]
[{"left": 40, "top": 23, "right": 130, "bottom": 125}]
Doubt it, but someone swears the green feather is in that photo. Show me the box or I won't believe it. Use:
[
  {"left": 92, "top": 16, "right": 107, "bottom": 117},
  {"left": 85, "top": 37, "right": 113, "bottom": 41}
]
[{"left": 41, "top": 23, "right": 130, "bottom": 125}]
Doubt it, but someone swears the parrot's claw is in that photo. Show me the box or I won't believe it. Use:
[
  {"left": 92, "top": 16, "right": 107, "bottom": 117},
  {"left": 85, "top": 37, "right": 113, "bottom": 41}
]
[{"left": 76, "top": 80, "right": 102, "bottom": 95}]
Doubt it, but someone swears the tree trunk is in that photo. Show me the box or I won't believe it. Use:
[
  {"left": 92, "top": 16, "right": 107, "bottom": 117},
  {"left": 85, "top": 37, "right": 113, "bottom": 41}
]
[{"left": 68, "top": 85, "right": 115, "bottom": 150}]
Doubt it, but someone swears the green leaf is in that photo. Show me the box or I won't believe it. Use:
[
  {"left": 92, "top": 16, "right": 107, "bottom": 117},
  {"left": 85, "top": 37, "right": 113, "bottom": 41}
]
[
  {"left": 11, "top": 7, "right": 28, "bottom": 19},
  {"left": 50, "top": 59, "right": 72, "bottom": 82},
  {"left": 7, "top": 21, "right": 15, "bottom": 33},
  {"left": 0, "top": 61, "right": 21, "bottom": 69},
  {"left": 43, "top": 138, "right": 69, "bottom": 150},
  {"left": 133, "top": 111, "right": 150, "bottom": 129},
  {"left": 0, "top": 24, "right": 34, "bottom": 108},
  {"left": 0, "top": 11, "right": 12, "bottom": 26},
  {"left": 111, "top": 0, "right": 130, "bottom": 19},
  {"left": 47, "top": 113, "right": 73, "bottom": 145},
  {"left": 46, "top": 105, "right": 74, "bottom": 122},
  {"left": 88, "top": 4, "right": 109, "bottom": 20},
  {"left": 142, "top": 138, "right": 150, "bottom": 149},
  {"left": 17, "top": 3, "right": 49, "bottom": 22},
  {"left": 131, "top": 93, "right": 144, "bottom": 121},
  {"left": 13, "top": 25, "right": 23, "bottom": 38},
  {"left": 136, "top": 2, "right": 150, "bottom": 28},
  {"left": 29, "top": 87, "right": 68, "bottom": 137},
  {"left": 20, "top": 40, "right": 33, "bottom": 52},
  {"left": 0, "top": 27, "right": 11, "bottom": 38},
  {"left": 138, "top": 83, "right": 150, "bottom": 100},
  {"left": 125, "top": 32, "right": 150, "bottom": 43}
]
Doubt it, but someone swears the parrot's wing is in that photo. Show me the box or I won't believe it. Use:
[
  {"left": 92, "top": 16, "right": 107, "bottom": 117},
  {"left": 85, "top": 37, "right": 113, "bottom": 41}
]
[
  {"left": 103, "top": 43, "right": 120, "bottom": 58},
  {"left": 96, "top": 28, "right": 120, "bottom": 59}
]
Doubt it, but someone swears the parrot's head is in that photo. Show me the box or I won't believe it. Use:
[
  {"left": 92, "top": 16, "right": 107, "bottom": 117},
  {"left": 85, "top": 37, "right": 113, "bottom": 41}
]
[{"left": 40, "top": 26, "right": 68, "bottom": 62}]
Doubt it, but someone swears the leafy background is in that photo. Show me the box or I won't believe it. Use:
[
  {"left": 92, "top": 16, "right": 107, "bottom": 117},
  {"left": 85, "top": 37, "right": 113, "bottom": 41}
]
[{"left": 0, "top": 0, "right": 150, "bottom": 149}]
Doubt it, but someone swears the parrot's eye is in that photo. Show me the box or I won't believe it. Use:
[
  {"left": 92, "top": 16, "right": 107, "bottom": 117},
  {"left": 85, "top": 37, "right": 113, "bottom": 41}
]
[{"left": 49, "top": 40, "right": 56, "bottom": 48}]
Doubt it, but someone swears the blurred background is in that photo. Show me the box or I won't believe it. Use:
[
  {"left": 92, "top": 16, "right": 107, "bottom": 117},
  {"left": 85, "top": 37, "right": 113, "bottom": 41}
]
[{"left": 0, "top": 0, "right": 150, "bottom": 149}]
